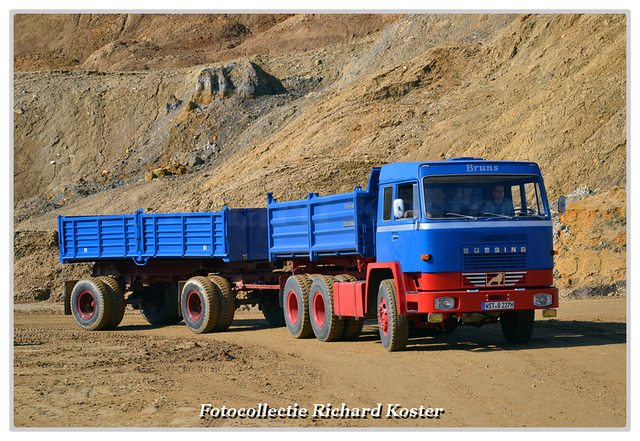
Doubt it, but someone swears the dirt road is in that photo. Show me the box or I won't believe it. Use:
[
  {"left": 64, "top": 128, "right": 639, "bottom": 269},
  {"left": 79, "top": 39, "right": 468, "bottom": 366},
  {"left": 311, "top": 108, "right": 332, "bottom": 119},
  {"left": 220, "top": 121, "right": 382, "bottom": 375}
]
[{"left": 13, "top": 297, "right": 626, "bottom": 429}]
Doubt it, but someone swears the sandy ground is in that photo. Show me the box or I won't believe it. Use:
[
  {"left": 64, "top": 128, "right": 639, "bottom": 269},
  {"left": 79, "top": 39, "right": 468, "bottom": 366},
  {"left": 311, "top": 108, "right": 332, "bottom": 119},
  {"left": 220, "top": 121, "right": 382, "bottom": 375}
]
[{"left": 12, "top": 297, "right": 626, "bottom": 429}]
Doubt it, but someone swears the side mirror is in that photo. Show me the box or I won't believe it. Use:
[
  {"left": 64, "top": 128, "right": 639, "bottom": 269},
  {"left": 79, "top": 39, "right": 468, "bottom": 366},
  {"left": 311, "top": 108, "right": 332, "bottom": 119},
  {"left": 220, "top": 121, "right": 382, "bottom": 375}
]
[
  {"left": 393, "top": 199, "right": 405, "bottom": 219},
  {"left": 557, "top": 195, "right": 566, "bottom": 215}
]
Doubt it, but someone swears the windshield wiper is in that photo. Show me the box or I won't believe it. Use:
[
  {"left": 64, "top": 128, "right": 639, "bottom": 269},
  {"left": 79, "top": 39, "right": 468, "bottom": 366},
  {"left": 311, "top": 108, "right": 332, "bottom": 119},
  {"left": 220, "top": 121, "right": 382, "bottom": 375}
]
[
  {"left": 481, "top": 212, "right": 513, "bottom": 219},
  {"left": 446, "top": 212, "right": 477, "bottom": 220}
]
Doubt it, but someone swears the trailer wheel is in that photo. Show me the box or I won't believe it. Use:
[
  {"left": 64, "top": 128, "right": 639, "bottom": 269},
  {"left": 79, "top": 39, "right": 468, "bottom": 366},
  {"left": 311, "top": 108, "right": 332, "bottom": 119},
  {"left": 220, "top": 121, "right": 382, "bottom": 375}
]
[
  {"left": 181, "top": 277, "right": 220, "bottom": 334},
  {"left": 500, "top": 310, "right": 534, "bottom": 344},
  {"left": 309, "top": 276, "right": 344, "bottom": 342},
  {"left": 377, "top": 279, "right": 409, "bottom": 351},
  {"left": 260, "top": 290, "right": 285, "bottom": 327},
  {"left": 140, "top": 282, "right": 180, "bottom": 325},
  {"left": 70, "top": 278, "right": 114, "bottom": 331},
  {"left": 97, "top": 276, "right": 126, "bottom": 329},
  {"left": 209, "top": 275, "right": 235, "bottom": 332},
  {"left": 283, "top": 275, "right": 314, "bottom": 339}
]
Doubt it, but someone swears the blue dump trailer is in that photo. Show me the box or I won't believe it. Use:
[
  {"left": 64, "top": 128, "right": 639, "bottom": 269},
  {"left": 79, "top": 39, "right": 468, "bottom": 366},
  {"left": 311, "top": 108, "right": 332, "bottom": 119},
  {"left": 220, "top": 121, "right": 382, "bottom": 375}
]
[
  {"left": 59, "top": 158, "right": 565, "bottom": 351},
  {"left": 58, "top": 208, "right": 268, "bottom": 264}
]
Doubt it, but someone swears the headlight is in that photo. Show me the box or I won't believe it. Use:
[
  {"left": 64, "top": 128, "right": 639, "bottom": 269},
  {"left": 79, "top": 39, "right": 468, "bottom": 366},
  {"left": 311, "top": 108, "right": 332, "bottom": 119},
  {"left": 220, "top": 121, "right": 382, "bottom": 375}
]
[
  {"left": 533, "top": 293, "right": 553, "bottom": 307},
  {"left": 434, "top": 296, "right": 456, "bottom": 310}
]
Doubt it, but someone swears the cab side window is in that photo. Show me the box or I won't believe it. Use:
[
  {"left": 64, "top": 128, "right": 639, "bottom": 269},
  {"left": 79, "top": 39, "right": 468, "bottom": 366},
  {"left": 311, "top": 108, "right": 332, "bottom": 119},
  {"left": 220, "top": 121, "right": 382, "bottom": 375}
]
[
  {"left": 382, "top": 186, "right": 393, "bottom": 221},
  {"left": 397, "top": 183, "right": 416, "bottom": 219}
]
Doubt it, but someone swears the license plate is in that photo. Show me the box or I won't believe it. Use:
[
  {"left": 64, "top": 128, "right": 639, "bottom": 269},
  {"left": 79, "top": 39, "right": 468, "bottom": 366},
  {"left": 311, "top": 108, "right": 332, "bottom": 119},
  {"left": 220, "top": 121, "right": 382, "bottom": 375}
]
[{"left": 482, "top": 301, "right": 514, "bottom": 310}]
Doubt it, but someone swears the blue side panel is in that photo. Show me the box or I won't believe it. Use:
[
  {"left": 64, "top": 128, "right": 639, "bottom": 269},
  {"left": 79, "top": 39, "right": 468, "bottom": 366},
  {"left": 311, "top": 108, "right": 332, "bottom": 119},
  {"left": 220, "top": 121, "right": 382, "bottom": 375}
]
[
  {"left": 267, "top": 187, "right": 377, "bottom": 261},
  {"left": 58, "top": 214, "right": 138, "bottom": 262},
  {"left": 311, "top": 193, "right": 359, "bottom": 254},
  {"left": 141, "top": 212, "right": 227, "bottom": 258},
  {"left": 268, "top": 198, "right": 311, "bottom": 257},
  {"left": 58, "top": 208, "right": 269, "bottom": 264}
]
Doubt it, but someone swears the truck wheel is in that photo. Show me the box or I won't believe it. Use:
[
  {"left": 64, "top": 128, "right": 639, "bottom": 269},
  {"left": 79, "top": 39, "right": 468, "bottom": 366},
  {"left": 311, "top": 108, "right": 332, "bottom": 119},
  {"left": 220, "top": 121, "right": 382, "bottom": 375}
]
[
  {"left": 501, "top": 310, "right": 534, "bottom": 344},
  {"left": 181, "top": 276, "right": 220, "bottom": 334},
  {"left": 70, "top": 278, "right": 114, "bottom": 331},
  {"left": 260, "top": 290, "right": 285, "bottom": 327},
  {"left": 335, "top": 274, "right": 363, "bottom": 340},
  {"left": 209, "top": 275, "right": 235, "bottom": 331},
  {"left": 377, "top": 279, "right": 409, "bottom": 351},
  {"left": 140, "top": 282, "right": 180, "bottom": 325},
  {"left": 283, "top": 275, "right": 313, "bottom": 339},
  {"left": 97, "top": 276, "right": 126, "bottom": 329},
  {"left": 309, "top": 275, "right": 344, "bottom": 342}
]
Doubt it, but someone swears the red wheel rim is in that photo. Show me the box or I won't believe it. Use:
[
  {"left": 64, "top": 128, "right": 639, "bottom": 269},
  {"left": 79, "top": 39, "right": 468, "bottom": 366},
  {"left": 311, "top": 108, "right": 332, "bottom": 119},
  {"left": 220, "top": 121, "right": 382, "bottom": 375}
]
[
  {"left": 312, "top": 292, "right": 326, "bottom": 327},
  {"left": 378, "top": 297, "right": 389, "bottom": 336},
  {"left": 286, "top": 290, "right": 299, "bottom": 325},
  {"left": 77, "top": 290, "right": 96, "bottom": 319},
  {"left": 187, "top": 291, "right": 203, "bottom": 321}
]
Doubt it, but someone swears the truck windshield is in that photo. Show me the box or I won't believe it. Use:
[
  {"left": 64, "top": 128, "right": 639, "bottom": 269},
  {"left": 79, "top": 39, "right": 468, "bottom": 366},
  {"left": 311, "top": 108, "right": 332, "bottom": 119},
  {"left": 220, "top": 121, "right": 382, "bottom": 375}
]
[{"left": 422, "top": 174, "right": 549, "bottom": 220}]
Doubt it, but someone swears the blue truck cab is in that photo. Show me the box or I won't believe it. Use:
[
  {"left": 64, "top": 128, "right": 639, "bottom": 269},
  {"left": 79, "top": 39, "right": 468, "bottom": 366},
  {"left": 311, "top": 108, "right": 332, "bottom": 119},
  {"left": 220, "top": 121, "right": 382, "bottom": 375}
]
[
  {"left": 355, "top": 158, "right": 560, "bottom": 349},
  {"left": 377, "top": 159, "right": 555, "bottom": 273}
]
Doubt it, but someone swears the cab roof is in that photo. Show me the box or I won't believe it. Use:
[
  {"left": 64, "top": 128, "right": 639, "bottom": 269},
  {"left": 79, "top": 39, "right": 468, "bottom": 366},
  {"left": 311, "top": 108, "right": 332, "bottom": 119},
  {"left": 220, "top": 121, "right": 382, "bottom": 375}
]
[{"left": 376, "top": 159, "right": 541, "bottom": 186}]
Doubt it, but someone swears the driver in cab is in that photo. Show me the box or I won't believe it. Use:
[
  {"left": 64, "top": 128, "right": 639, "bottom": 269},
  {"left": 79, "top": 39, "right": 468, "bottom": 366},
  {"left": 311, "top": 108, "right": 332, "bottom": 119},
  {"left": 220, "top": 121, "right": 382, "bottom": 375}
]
[{"left": 483, "top": 184, "right": 514, "bottom": 215}]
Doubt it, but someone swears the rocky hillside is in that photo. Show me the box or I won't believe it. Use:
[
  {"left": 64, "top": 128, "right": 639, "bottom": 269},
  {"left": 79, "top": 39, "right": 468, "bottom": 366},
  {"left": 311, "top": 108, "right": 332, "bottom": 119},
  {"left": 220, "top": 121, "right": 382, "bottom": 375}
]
[
  {"left": 13, "top": 13, "right": 627, "bottom": 301},
  {"left": 554, "top": 186, "right": 626, "bottom": 296}
]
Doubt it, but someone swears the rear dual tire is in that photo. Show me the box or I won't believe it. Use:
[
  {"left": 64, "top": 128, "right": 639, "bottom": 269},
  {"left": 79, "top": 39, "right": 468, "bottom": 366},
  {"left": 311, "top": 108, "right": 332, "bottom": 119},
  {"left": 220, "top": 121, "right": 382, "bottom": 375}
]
[
  {"left": 309, "top": 276, "right": 344, "bottom": 342},
  {"left": 209, "top": 275, "right": 235, "bottom": 332},
  {"left": 71, "top": 278, "right": 114, "bottom": 331},
  {"left": 181, "top": 277, "right": 219, "bottom": 334},
  {"left": 285, "top": 274, "right": 366, "bottom": 342},
  {"left": 97, "top": 276, "right": 126, "bottom": 329},
  {"left": 181, "top": 276, "right": 236, "bottom": 334},
  {"left": 283, "top": 275, "right": 314, "bottom": 339}
]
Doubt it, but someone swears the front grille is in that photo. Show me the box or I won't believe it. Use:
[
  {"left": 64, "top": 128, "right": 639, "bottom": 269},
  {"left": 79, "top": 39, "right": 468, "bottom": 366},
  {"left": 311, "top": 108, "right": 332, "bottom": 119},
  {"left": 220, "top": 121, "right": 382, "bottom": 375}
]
[
  {"left": 463, "top": 253, "right": 526, "bottom": 271},
  {"left": 462, "top": 271, "right": 527, "bottom": 287}
]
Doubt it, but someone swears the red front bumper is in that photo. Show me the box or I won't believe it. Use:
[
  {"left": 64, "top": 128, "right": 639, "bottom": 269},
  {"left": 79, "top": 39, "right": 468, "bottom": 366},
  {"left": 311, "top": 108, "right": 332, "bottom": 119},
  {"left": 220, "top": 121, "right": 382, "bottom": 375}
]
[{"left": 403, "top": 287, "right": 559, "bottom": 314}]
